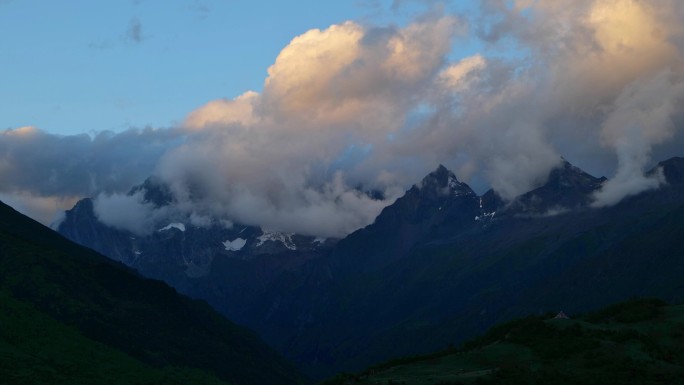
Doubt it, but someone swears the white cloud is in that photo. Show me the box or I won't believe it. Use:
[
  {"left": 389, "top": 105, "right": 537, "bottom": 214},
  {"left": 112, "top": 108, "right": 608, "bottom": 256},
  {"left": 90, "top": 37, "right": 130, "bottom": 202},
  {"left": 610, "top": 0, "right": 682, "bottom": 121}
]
[
  {"left": 439, "top": 54, "right": 486, "bottom": 91},
  {"left": 93, "top": 191, "right": 169, "bottom": 236},
  {"left": 593, "top": 70, "right": 684, "bottom": 206},
  {"left": 184, "top": 91, "right": 260, "bottom": 130}
]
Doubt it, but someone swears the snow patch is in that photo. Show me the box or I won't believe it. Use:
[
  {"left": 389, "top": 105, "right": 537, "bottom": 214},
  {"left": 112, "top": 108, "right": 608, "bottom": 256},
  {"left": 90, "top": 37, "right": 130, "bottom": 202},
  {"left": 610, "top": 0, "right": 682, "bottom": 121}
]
[
  {"left": 257, "top": 230, "right": 297, "bottom": 250},
  {"left": 158, "top": 223, "right": 186, "bottom": 232},
  {"left": 313, "top": 237, "right": 327, "bottom": 245},
  {"left": 223, "top": 238, "right": 247, "bottom": 251},
  {"left": 475, "top": 212, "right": 496, "bottom": 221},
  {"left": 448, "top": 174, "right": 459, "bottom": 190},
  {"left": 447, "top": 174, "right": 472, "bottom": 196}
]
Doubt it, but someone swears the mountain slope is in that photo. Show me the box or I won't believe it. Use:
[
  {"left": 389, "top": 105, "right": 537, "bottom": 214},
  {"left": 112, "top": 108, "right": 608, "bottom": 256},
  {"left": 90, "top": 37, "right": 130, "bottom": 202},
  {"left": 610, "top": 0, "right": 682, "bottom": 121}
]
[
  {"left": 321, "top": 298, "right": 684, "bottom": 385},
  {"left": 0, "top": 200, "right": 305, "bottom": 385},
  {"left": 332, "top": 165, "right": 480, "bottom": 271},
  {"left": 0, "top": 290, "right": 229, "bottom": 385}
]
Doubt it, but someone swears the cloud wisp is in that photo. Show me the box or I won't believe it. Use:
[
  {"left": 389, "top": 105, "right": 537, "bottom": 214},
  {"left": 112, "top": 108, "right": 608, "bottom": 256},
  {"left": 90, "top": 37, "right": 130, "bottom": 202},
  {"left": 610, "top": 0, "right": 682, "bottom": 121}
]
[
  {"left": 126, "top": 17, "right": 143, "bottom": 43},
  {"left": 2, "top": 0, "right": 684, "bottom": 237}
]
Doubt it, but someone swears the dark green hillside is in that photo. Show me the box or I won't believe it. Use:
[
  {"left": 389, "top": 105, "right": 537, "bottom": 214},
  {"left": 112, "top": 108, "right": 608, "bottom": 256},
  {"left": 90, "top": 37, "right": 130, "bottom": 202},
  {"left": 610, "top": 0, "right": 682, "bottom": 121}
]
[
  {"left": 0, "top": 201, "right": 305, "bottom": 385},
  {"left": 321, "top": 299, "right": 684, "bottom": 385},
  {"left": 0, "top": 290, "right": 229, "bottom": 385}
]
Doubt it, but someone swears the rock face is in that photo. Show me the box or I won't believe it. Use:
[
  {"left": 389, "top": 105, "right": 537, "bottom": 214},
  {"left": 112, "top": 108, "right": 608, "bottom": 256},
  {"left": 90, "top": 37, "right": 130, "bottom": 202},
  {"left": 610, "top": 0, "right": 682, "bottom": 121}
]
[{"left": 57, "top": 157, "right": 684, "bottom": 380}]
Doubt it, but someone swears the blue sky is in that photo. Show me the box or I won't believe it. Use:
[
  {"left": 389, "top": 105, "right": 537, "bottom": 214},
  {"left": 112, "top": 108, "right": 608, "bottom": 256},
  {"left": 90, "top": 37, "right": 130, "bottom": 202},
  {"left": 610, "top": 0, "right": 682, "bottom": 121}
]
[{"left": 1, "top": 0, "right": 478, "bottom": 135}]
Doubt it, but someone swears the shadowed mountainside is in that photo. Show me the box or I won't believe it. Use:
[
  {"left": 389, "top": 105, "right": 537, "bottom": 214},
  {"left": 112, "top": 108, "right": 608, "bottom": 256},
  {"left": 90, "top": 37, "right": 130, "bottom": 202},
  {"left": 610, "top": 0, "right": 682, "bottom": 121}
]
[{"left": 0, "top": 200, "right": 305, "bottom": 385}]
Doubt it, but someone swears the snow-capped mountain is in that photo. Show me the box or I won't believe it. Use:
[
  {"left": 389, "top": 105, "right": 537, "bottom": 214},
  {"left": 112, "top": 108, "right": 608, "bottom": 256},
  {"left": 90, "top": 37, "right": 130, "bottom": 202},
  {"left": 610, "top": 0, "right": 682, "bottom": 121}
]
[{"left": 58, "top": 178, "right": 335, "bottom": 289}]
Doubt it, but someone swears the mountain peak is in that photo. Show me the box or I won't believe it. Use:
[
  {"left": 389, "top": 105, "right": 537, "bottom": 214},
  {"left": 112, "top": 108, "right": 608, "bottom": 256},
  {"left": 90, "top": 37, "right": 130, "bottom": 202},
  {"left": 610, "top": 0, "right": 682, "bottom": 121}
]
[
  {"left": 128, "top": 176, "right": 174, "bottom": 207},
  {"left": 546, "top": 158, "right": 606, "bottom": 190},
  {"left": 504, "top": 158, "right": 604, "bottom": 214},
  {"left": 418, "top": 164, "right": 474, "bottom": 198}
]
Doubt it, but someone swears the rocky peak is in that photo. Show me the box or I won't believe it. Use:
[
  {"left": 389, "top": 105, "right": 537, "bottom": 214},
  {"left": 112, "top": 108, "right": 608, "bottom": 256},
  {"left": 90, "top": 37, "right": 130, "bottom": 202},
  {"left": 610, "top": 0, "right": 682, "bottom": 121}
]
[
  {"left": 505, "top": 158, "right": 605, "bottom": 215},
  {"left": 546, "top": 158, "right": 606, "bottom": 192},
  {"left": 417, "top": 164, "right": 475, "bottom": 199},
  {"left": 128, "top": 176, "right": 174, "bottom": 207}
]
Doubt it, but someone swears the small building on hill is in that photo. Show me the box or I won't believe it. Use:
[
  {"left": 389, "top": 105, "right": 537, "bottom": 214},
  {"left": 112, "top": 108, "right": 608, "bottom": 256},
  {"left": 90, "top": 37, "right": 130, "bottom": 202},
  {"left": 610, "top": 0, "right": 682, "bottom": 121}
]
[{"left": 554, "top": 311, "right": 569, "bottom": 319}]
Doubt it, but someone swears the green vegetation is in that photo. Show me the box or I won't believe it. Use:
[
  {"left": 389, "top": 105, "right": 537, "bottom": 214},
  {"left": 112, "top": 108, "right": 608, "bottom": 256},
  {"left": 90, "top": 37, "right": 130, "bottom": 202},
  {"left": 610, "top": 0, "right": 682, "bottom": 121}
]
[
  {"left": 320, "top": 299, "right": 684, "bottom": 385},
  {"left": 0, "top": 290, "right": 228, "bottom": 385},
  {"left": 0, "top": 201, "right": 305, "bottom": 385}
]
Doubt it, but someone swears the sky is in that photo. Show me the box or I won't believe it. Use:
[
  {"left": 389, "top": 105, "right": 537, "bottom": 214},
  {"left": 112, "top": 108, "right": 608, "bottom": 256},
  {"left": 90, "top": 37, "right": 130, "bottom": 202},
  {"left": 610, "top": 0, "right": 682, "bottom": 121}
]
[
  {"left": 1, "top": 0, "right": 479, "bottom": 135},
  {"left": 2, "top": 0, "right": 684, "bottom": 238}
]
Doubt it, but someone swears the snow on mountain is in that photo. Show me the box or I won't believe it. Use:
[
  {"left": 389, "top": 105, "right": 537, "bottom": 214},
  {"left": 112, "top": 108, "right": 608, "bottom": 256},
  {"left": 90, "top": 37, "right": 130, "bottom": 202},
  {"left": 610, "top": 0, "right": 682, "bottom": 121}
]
[
  {"left": 257, "top": 230, "right": 297, "bottom": 251},
  {"left": 223, "top": 238, "right": 247, "bottom": 251},
  {"left": 158, "top": 223, "right": 186, "bottom": 232}
]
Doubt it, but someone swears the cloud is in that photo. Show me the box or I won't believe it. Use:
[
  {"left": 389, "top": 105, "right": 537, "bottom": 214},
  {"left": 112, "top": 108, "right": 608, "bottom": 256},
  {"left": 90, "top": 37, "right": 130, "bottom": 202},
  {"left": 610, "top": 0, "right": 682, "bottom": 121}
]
[
  {"left": 3, "top": 0, "right": 684, "bottom": 236},
  {"left": 439, "top": 54, "right": 486, "bottom": 91},
  {"left": 391, "top": 0, "right": 448, "bottom": 12},
  {"left": 0, "top": 191, "right": 79, "bottom": 228},
  {"left": 184, "top": 91, "right": 260, "bottom": 129},
  {"left": 93, "top": 191, "right": 169, "bottom": 236},
  {"left": 160, "top": 14, "right": 461, "bottom": 237},
  {"left": 593, "top": 70, "right": 684, "bottom": 206},
  {"left": 126, "top": 17, "right": 143, "bottom": 43},
  {"left": 0, "top": 125, "right": 182, "bottom": 225},
  {"left": 453, "top": 0, "right": 684, "bottom": 200},
  {"left": 188, "top": 0, "right": 211, "bottom": 19}
]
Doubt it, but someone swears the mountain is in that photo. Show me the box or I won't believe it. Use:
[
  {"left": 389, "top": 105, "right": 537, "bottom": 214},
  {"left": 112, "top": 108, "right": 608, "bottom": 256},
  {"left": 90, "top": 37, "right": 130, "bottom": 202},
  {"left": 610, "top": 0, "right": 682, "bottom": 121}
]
[
  {"left": 58, "top": 178, "right": 335, "bottom": 294},
  {"left": 331, "top": 164, "right": 480, "bottom": 271},
  {"left": 501, "top": 158, "right": 607, "bottom": 216},
  {"left": 57, "top": 157, "right": 684, "bottom": 379},
  {"left": 659, "top": 156, "right": 684, "bottom": 184},
  {"left": 0, "top": 200, "right": 305, "bottom": 385},
  {"left": 321, "top": 298, "right": 684, "bottom": 385}
]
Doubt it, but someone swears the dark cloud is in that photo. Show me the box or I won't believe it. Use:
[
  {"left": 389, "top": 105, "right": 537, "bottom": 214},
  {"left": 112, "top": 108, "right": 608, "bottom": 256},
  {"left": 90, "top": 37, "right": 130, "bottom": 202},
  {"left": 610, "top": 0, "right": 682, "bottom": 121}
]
[
  {"left": 391, "top": 0, "right": 450, "bottom": 12},
  {"left": 188, "top": 0, "right": 211, "bottom": 19},
  {"left": 0, "top": 126, "right": 181, "bottom": 197},
  {"left": 126, "top": 17, "right": 143, "bottom": 43}
]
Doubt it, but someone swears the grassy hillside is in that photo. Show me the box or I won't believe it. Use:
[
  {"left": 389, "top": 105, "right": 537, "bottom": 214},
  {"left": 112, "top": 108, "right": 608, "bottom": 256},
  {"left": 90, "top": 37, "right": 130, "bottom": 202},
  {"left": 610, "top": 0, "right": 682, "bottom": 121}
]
[
  {"left": 0, "top": 290, "right": 229, "bottom": 385},
  {"left": 321, "top": 299, "right": 684, "bottom": 385},
  {"left": 0, "top": 201, "right": 305, "bottom": 385}
]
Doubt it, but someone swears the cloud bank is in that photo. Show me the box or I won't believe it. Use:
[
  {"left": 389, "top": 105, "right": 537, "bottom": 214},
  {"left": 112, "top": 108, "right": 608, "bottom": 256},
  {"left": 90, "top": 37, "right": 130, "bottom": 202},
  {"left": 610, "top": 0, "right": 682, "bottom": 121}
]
[{"left": 2, "top": 0, "right": 684, "bottom": 237}]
